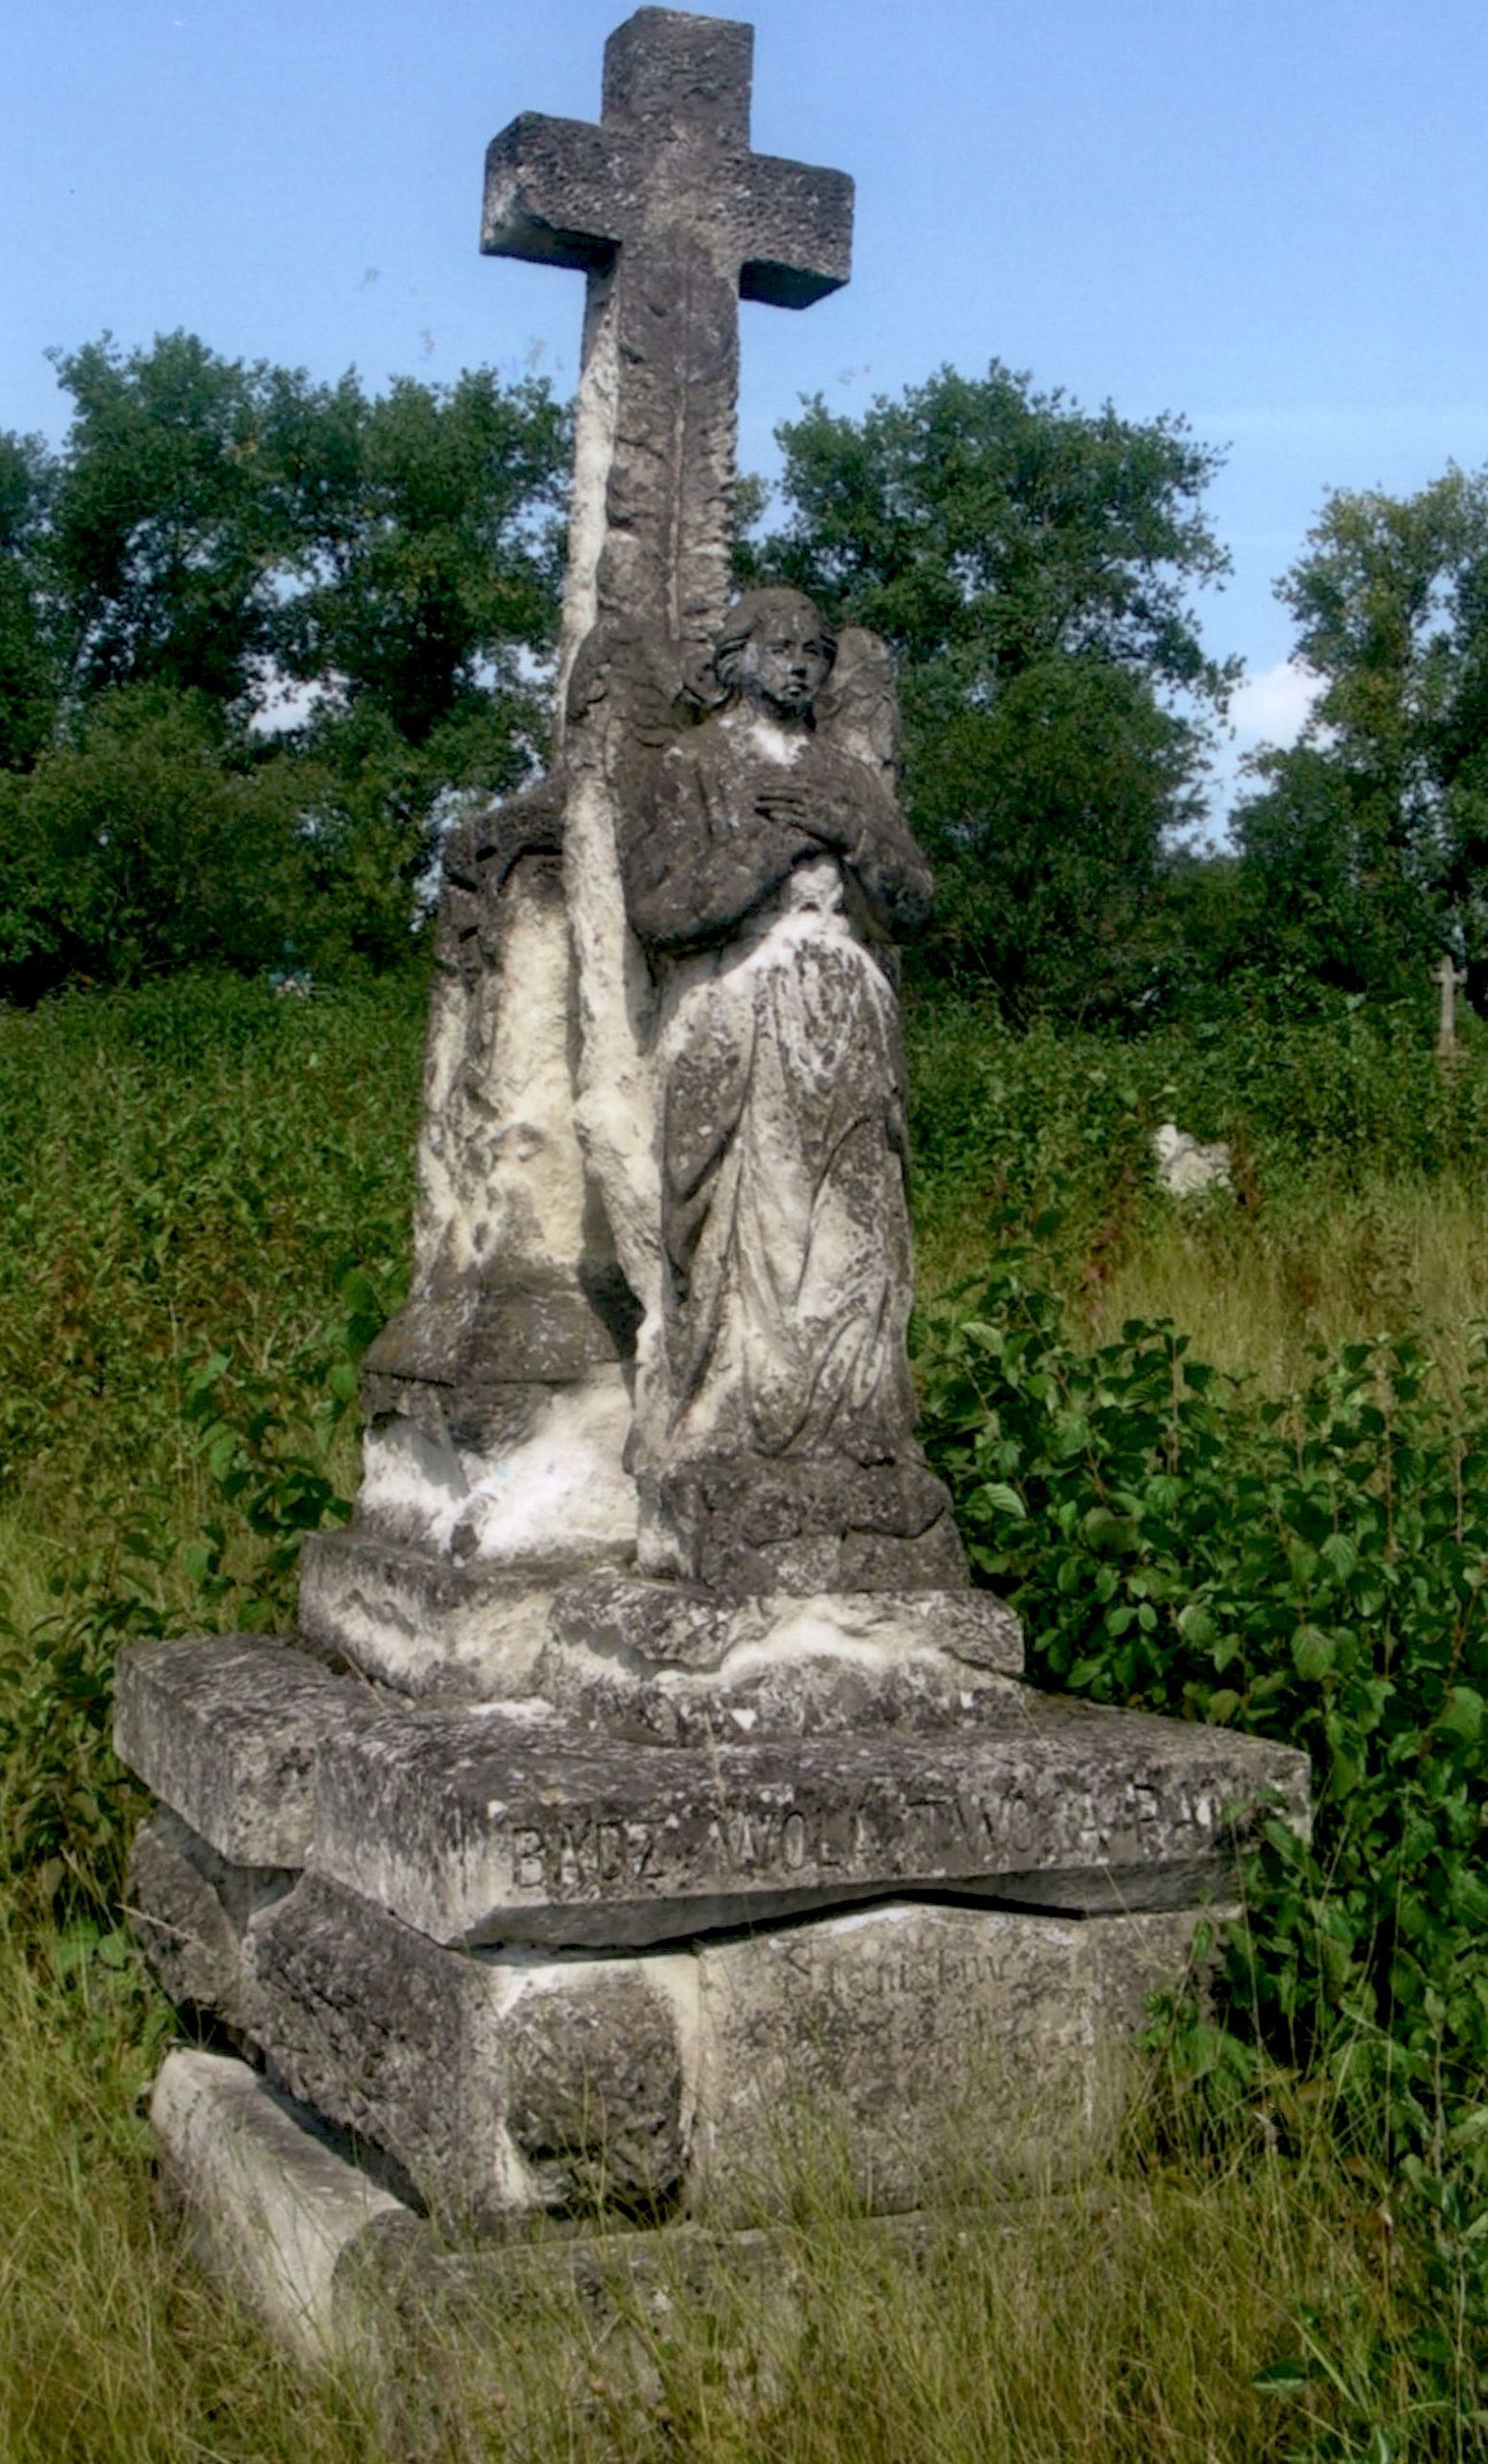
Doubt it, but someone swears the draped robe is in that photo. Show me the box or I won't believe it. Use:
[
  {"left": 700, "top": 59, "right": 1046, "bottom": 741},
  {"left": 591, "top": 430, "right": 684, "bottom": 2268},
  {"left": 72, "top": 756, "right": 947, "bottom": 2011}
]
[{"left": 621, "top": 704, "right": 933, "bottom": 1480}]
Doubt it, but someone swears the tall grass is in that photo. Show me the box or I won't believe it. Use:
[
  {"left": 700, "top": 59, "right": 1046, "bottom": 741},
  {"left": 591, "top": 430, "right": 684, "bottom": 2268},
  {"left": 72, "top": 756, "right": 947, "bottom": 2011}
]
[
  {"left": 4, "top": 969, "right": 1488, "bottom": 2452},
  {"left": 0, "top": 971, "right": 423, "bottom": 1624},
  {"left": 908, "top": 991, "right": 1488, "bottom": 1389},
  {"left": 0, "top": 1910, "right": 1444, "bottom": 2461}
]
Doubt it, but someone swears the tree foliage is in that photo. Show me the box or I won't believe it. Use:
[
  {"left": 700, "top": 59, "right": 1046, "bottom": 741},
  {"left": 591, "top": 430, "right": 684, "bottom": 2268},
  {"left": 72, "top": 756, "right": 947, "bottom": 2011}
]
[
  {"left": 0, "top": 433, "right": 57, "bottom": 773},
  {"left": 749, "top": 363, "right": 1237, "bottom": 1017},
  {"left": 1233, "top": 470, "right": 1488, "bottom": 1000},
  {"left": 0, "top": 334, "right": 568, "bottom": 997}
]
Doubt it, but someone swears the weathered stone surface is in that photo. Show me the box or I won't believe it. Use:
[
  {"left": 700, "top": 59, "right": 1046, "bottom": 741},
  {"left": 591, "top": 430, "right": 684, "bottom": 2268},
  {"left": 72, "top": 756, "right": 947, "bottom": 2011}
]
[
  {"left": 499, "top": 1954, "right": 692, "bottom": 2216},
  {"left": 347, "top": 835, "right": 639, "bottom": 1590},
  {"left": 246, "top": 1874, "right": 527, "bottom": 2225},
  {"left": 152, "top": 2049, "right": 406, "bottom": 2362},
  {"left": 552, "top": 1568, "right": 1017, "bottom": 1673},
  {"left": 540, "top": 1572, "right": 1024, "bottom": 1742},
  {"left": 484, "top": 13, "right": 853, "bottom": 304},
  {"left": 689, "top": 1900, "right": 1219, "bottom": 2219},
  {"left": 348, "top": 12, "right": 860, "bottom": 1645},
  {"left": 484, "top": 12, "right": 852, "bottom": 692},
  {"left": 150, "top": 2043, "right": 989, "bottom": 2372},
  {"left": 642, "top": 1446, "right": 968, "bottom": 1595},
  {"left": 126, "top": 1808, "right": 291, "bottom": 2030},
  {"left": 299, "top": 1526, "right": 595, "bottom": 1701},
  {"left": 245, "top": 1874, "right": 697, "bottom": 2222},
  {"left": 113, "top": 1634, "right": 368, "bottom": 1866},
  {"left": 618, "top": 593, "right": 959, "bottom": 1596},
  {"left": 311, "top": 1677, "right": 1309, "bottom": 1949},
  {"left": 230, "top": 1876, "right": 1235, "bottom": 2235}
]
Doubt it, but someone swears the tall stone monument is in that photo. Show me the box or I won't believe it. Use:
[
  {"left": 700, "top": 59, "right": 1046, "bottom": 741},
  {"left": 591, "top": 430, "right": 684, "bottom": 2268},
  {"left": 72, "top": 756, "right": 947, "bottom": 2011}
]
[{"left": 115, "top": 8, "right": 1308, "bottom": 2355}]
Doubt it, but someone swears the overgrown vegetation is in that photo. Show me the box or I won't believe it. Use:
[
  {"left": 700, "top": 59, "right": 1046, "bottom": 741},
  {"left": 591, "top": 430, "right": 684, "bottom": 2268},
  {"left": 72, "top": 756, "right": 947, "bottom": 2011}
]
[
  {"left": 0, "top": 976, "right": 1487, "bottom": 2451},
  {"left": 11, "top": 311, "right": 1488, "bottom": 2457}
]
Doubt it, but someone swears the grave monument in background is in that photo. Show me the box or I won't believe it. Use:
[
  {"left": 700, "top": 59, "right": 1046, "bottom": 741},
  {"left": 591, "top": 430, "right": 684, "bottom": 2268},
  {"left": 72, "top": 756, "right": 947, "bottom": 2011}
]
[{"left": 114, "top": 7, "right": 1309, "bottom": 2355}]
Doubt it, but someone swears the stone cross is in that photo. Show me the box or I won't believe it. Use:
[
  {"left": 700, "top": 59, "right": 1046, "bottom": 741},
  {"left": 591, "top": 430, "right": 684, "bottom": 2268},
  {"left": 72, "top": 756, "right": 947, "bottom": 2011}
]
[
  {"left": 481, "top": 8, "right": 856, "bottom": 1319},
  {"left": 482, "top": 5, "right": 853, "bottom": 699},
  {"left": 1436, "top": 950, "right": 1468, "bottom": 1057}
]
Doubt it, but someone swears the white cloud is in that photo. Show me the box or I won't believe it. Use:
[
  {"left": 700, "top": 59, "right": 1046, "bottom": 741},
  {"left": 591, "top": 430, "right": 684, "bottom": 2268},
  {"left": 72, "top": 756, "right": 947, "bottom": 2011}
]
[{"left": 1230, "top": 658, "right": 1321, "bottom": 749}]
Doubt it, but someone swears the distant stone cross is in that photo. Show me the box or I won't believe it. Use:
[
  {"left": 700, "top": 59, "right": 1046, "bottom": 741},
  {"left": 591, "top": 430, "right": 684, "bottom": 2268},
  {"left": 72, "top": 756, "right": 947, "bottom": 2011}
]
[
  {"left": 482, "top": 5, "right": 853, "bottom": 691},
  {"left": 1436, "top": 950, "right": 1469, "bottom": 1057}
]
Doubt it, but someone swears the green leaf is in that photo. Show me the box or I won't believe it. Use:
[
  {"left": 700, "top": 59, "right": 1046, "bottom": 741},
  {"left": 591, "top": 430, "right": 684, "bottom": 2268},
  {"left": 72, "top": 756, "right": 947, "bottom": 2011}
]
[
  {"left": 1252, "top": 2359, "right": 1311, "bottom": 2394},
  {"left": 976, "top": 1480, "right": 1026, "bottom": 1520},
  {"left": 1290, "top": 1625, "right": 1335, "bottom": 1680},
  {"left": 1319, "top": 1531, "right": 1358, "bottom": 1582},
  {"left": 1440, "top": 1685, "right": 1484, "bottom": 1743}
]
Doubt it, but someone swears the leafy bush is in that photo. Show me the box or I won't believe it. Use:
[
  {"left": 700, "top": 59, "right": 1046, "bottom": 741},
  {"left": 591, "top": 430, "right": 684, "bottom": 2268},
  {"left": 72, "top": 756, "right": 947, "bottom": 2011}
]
[
  {"left": 921, "top": 1250, "right": 1488, "bottom": 2420},
  {"left": 0, "top": 973, "right": 420, "bottom": 1904}
]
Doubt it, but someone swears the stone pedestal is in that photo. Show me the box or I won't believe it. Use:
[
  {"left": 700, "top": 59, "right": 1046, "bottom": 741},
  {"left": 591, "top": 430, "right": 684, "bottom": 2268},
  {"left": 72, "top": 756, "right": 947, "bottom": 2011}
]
[{"left": 119, "top": 1623, "right": 1307, "bottom": 2344}]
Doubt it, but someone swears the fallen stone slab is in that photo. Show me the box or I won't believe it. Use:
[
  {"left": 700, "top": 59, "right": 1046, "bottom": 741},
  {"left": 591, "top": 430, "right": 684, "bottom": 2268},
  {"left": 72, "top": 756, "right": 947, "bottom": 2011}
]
[
  {"left": 312, "top": 1678, "right": 1308, "bottom": 1948},
  {"left": 152, "top": 2049, "right": 407, "bottom": 2362},
  {"left": 153, "top": 2044, "right": 995, "bottom": 2378}
]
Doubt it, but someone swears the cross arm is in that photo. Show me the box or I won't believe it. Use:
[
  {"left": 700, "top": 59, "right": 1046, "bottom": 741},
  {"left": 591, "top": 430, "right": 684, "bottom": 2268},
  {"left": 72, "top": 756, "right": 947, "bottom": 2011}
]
[
  {"left": 734, "top": 154, "right": 853, "bottom": 308},
  {"left": 483, "top": 111, "right": 630, "bottom": 271}
]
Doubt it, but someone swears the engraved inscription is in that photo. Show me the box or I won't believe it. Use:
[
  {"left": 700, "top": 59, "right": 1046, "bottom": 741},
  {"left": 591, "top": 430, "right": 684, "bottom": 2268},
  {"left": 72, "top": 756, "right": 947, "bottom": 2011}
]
[
  {"left": 508, "top": 1814, "right": 660, "bottom": 1897},
  {"left": 498, "top": 1763, "right": 1207, "bottom": 1905}
]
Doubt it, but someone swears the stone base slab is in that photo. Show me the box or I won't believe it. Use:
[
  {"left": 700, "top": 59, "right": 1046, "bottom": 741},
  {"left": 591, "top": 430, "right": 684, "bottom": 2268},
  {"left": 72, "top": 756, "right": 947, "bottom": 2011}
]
[
  {"left": 145, "top": 1884, "right": 1223, "bottom": 2237},
  {"left": 298, "top": 1527, "right": 584, "bottom": 1701},
  {"left": 113, "top": 1635, "right": 370, "bottom": 1866},
  {"left": 116, "top": 1633, "right": 1309, "bottom": 1950},
  {"left": 125, "top": 1808, "right": 293, "bottom": 2035},
  {"left": 244, "top": 1872, "right": 694, "bottom": 2225},
  {"left": 311, "top": 1681, "right": 1304, "bottom": 1949}
]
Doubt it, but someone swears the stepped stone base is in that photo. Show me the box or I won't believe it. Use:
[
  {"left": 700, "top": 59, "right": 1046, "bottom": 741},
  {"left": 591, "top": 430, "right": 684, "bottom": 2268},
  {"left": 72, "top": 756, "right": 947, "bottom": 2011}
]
[
  {"left": 132, "top": 1824, "right": 1221, "bottom": 2231},
  {"left": 119, "top": 1623, "right": 1306, "bottom": 2296},
  {"left": 538, "top": 1569, "right": 1025, "bottom": 1743}
]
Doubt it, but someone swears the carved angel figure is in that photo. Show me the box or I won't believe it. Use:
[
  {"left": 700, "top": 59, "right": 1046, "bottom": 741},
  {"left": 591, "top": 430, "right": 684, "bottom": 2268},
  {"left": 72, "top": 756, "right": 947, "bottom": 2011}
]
[{"left": 619, "top": 587, "right": 950, "bottom": 1586}]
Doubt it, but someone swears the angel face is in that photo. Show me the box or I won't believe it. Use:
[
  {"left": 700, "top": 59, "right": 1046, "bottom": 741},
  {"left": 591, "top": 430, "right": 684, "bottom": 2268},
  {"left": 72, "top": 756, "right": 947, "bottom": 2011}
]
[
  {"left": 715, "top": 589, "right": 837, "bottom": 719},
  {"left": 741, "top": 618, "right": 834, "bottom": 718}
]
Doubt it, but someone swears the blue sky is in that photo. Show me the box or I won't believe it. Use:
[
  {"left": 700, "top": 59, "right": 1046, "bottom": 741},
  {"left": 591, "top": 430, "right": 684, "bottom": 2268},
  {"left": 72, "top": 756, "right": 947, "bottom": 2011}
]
[{"left": 8, "top": 0, "right": 1488, "bottom": 819}]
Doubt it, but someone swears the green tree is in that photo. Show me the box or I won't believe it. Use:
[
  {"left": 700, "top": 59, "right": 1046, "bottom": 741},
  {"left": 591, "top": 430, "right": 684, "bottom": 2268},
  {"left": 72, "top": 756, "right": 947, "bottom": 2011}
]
[
  {"left": 1233, "top": 469, "right": 1488, "bottom": 997},
  {"left": 274, "top": 367, "right": 567, "bottom": 770},
  {"left": 0, "top": 433, "right": 59, "bottom": 770},
  {"left": 47, "top": 333, "right": 288, "bottom": 710},
  {"left": 750, "top": 363, "right": 1236, "bottom": 1016},
  {"left": 0, "top": 335, "right": 570, "bottom": 995},
  {"left": 0, "top": 688, "right": 305, "bottom": 994}
]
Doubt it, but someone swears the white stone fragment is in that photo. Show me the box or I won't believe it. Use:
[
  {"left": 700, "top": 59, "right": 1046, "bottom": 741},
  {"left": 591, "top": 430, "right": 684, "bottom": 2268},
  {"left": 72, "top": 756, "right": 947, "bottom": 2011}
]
[
  {"left": 1153, "top": 1121, "right": 1232, "bottom": 1195},
  {"left": 358, "top": 1374, "right": 638, "bottom": 1561},
  {"left": 152, "top": 2050, "right": 404, "bottom": 2361}
]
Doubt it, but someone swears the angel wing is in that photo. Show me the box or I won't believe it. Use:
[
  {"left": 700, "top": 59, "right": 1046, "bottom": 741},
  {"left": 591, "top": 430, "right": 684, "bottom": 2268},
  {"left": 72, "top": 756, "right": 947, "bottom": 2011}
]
[{"left": 815, "top": 625, "right": 901, "bottom": 782}]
